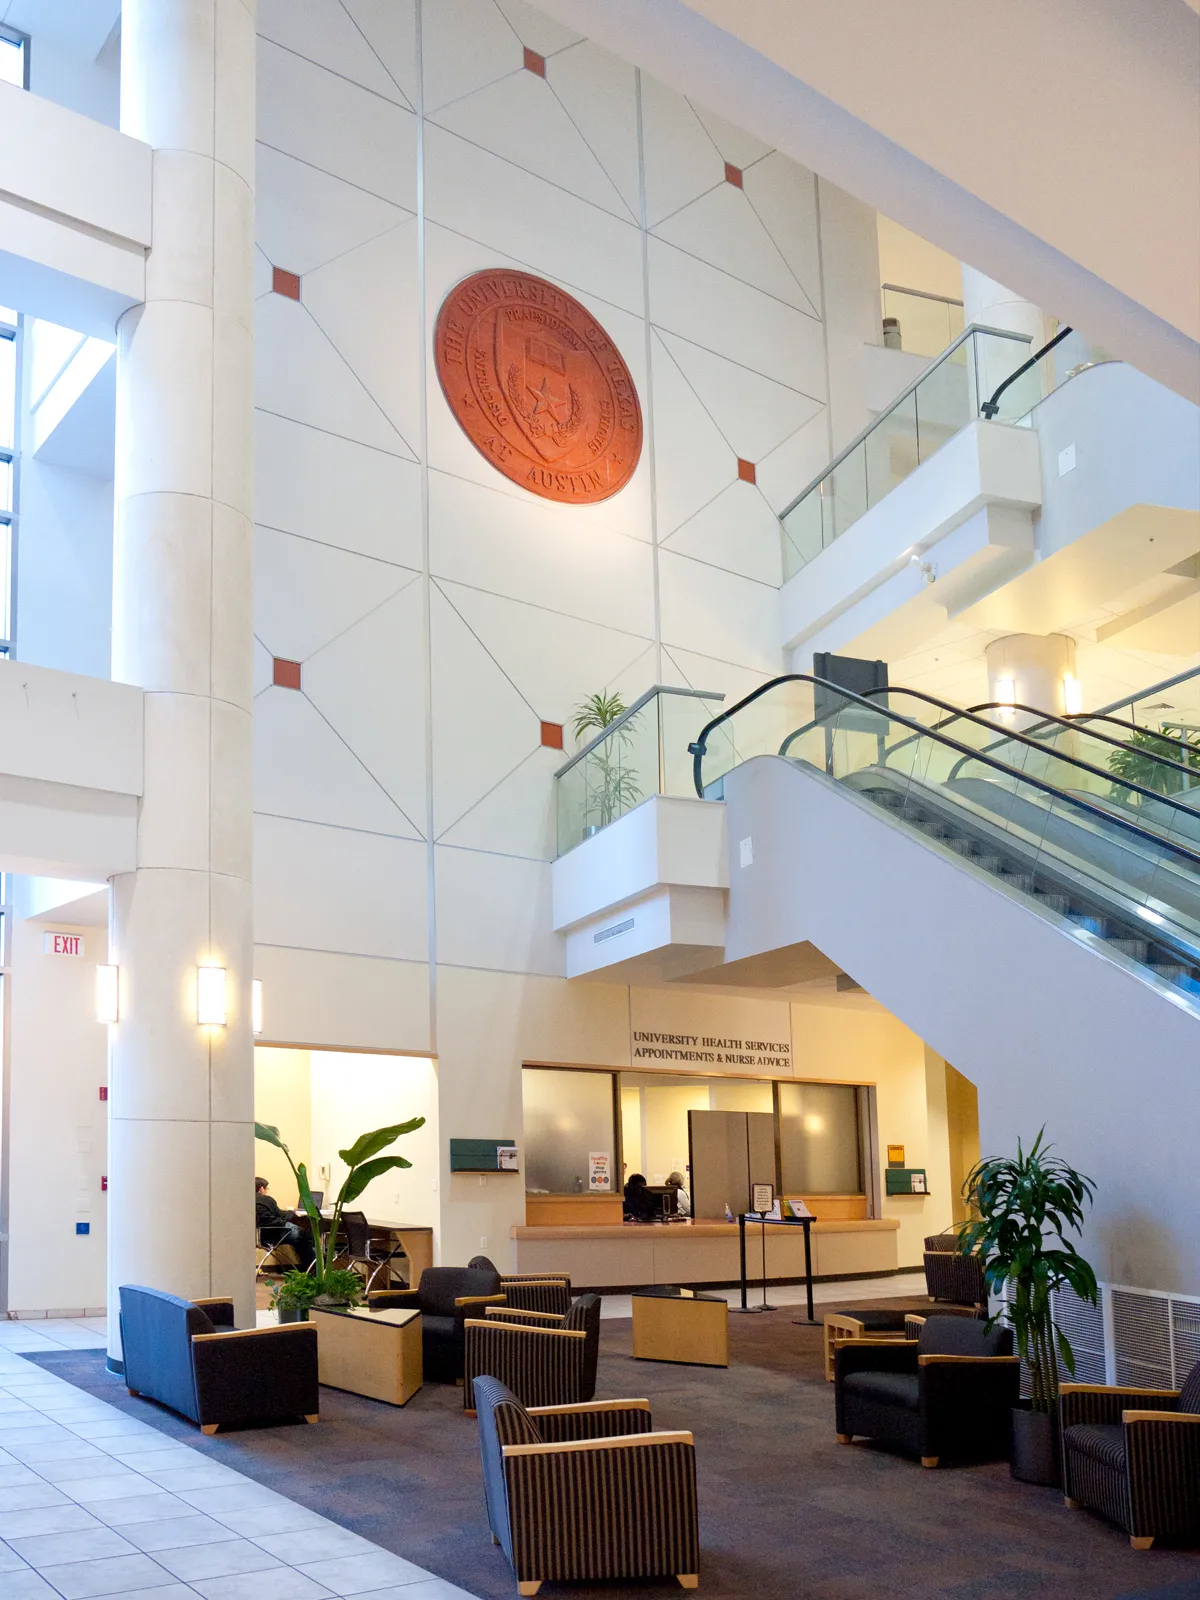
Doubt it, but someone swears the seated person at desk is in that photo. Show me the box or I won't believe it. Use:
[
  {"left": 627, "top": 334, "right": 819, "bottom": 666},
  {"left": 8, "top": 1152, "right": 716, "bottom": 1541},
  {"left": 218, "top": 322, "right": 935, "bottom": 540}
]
[
  {"left": 666, "top": 1171, "right": 692, "bottom": 1218},
  {"left": 255, "top": 1176, "right": 315, "bottom": 1269},
  {"left": 623, "top": 1173, "right": 659, "bottom": 1223}
]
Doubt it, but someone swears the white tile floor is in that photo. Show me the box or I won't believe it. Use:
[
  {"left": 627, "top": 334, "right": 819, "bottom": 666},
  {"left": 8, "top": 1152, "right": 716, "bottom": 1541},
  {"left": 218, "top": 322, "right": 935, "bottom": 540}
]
[{"left": 0, "top": 1324, "right": 475, "bottom": 1600}]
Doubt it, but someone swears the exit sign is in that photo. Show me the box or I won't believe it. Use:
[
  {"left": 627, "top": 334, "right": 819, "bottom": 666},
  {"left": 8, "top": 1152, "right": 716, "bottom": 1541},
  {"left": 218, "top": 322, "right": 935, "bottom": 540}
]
[{"left": 44, "top": 932, "right": 84, "bottom": 957}]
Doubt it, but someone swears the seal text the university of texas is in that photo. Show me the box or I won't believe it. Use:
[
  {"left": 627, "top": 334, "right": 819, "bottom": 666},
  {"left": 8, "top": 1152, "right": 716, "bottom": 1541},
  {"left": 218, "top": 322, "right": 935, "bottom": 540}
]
[{"left": 433, "top": 269, "right": 642, "bottom": 504}]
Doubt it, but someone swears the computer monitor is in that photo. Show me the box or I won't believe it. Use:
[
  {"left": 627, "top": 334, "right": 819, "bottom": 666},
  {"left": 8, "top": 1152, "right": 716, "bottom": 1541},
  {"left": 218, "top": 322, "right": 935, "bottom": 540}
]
[
  {"left": 307, "top": 1190, "right": 323, "bottom": 1209},
  {"left": 644, "top": 1185, "right": 677, "bottom": 1219}
]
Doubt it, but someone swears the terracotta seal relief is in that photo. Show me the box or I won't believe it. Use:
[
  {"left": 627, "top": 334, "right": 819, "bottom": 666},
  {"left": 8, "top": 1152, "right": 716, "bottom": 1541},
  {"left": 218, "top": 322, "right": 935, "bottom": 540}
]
[{"left": 433, "top": 269, "right": 642, "bottom": 504}]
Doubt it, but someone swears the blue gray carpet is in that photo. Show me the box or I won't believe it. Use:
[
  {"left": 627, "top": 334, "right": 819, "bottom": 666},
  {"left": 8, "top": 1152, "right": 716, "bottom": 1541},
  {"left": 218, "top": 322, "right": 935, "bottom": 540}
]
[{"left": 27, "top": 1303, "right": 1200, "bottom": 1600}]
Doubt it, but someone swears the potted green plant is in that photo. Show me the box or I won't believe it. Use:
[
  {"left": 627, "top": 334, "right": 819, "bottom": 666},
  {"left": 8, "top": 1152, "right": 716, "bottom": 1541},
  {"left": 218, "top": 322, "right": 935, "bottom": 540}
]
[
  {"left": 959, "top": 1129, "right": 1097, "bottom": 1486},
  {"left": 255, "top": 1117, "right": 425, "bottom": 1312},
  {"left": 1108, "top": 727, "right": 1200, "bottom": 798},
  {"left": 572, "top": 690, "right": 643, "bottom": 832}
]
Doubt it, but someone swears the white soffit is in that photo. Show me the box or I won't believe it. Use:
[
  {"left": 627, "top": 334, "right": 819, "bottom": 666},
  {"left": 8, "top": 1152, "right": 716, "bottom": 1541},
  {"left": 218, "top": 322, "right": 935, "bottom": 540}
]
[{"left": 958, "top": 505, "right": 1200, "bottom": 636}]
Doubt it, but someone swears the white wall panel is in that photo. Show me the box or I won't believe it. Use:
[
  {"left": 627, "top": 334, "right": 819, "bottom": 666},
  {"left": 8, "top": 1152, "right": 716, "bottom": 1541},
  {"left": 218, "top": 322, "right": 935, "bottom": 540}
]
[
  {"left": 255, "top": 411, "right": 423, "bottom": 569},
  {"left": 256, "top": 144, "right": 413, "bottom": 278},
  {"left": 257, "top": 0, "right": 410, "bottom": 104},
  {"left": 435, "top": 845, "right": 563, "bottom": 978},
  {"left": 254, "top": 814, "right": 429, "bottom": 962},
  {"left": 255, "top": 944, "right": 431, "bottom": 1054},
  {"left": 257, "top": 38, "right": 417, "bottom": 207},
  {"left": 421, "top": 0, "right": 525, "bottom": 113},
  {"left": 493, "top": 0, "right": 584, "bottom": 56},
  {"left": 545, "top": 42, "right": 641, "bottom": 221},
  {"left": 341, "top": 0, "right": 419, "bottom": 110},
  {"left": 254, "top": 524, "right": 417, "bottom": 663}
]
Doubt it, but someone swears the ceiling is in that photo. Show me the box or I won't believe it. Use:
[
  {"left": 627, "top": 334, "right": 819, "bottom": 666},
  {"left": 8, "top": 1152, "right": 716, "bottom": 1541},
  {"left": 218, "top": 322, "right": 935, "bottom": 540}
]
[{"left": 0, "top": 1, "right": 120, "bottom": 60}]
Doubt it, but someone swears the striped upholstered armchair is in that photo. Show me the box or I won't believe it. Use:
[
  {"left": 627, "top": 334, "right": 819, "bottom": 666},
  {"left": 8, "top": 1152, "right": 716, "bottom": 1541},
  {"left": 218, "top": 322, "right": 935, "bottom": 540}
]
[
  {"left": 1060, "top": 1362, "right": 1200, "bottom": 1548},
  {"left": 474, "top": 1375, "right": 699, "bottom": 1596},
  {"left": 463, "top": 1294, "right": 600, "bottom": 1412},
  {"left": 469, "top": 1257, "right": 572, "bottom": 1317},
  {"left": 922, "top": 1230, "right": 987, "bottom": 1310}
]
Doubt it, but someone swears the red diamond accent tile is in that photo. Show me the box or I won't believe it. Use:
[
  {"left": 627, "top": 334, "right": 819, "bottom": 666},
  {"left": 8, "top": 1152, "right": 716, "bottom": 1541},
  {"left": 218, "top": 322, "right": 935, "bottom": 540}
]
[
  {"left": 724, "top": 163, "right": 743, "bottom": 188},
  {"left": 272, "top": 267, "right": 301, "bottom": 301},
  {"left": 273, "top": 658, "right": 303, "bottom": 690},
  {"left": 524, "top": 48, "right": 546, "bottom": 77},
  {"left": 737, "top": 458, "right": 756, "bottom": 485},
  {"left": 540, "top": 721, "right": 564, "bottom": 751}
]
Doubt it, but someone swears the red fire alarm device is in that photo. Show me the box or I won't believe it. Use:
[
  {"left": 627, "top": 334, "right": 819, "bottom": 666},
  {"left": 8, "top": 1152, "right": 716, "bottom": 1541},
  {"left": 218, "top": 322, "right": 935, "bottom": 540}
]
[
  {"left": 99, "top": 1086, "right": 108, "bottom": 1101},
  {"left": 101, "top": 1175, "right": 108, "bottom": 1192}
]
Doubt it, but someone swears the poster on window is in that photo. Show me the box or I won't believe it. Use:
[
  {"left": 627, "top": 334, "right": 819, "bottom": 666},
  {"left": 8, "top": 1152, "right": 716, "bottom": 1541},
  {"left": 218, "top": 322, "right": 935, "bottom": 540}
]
[{"left": 588, "top": 1152, "right": 612, "bottom": 1191}]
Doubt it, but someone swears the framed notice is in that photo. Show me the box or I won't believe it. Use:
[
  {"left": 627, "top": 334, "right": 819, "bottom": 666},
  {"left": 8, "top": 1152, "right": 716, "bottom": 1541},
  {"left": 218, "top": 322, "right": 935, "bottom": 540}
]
[
  {"left": 497, "top": 1146, "right": 519, "bottom": 1172},
  {"left": 588, "top": 1152, "right": 612, "bottom": 1191},
  {"left": 751, "top": 1182, "right": 775, "bottom": 1215},
  {"left": 887, "top": 1144, "right": 906, "bottom": 1167}
]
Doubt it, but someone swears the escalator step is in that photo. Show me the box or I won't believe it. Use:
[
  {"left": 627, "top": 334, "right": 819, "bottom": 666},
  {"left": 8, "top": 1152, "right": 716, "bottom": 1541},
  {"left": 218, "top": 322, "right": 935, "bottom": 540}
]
[
  {"left": 1151, "top": 964, "right": 1188, "bottom": 982},
  {"left": 1002, "top": 874, "right": 1035, "bottom": 894},
  {"left": 1071, "top": 914, "right": 1108, "bottom": 936},
  {"left": 976, "top": 855, "right": 1003, "bottom": 874},
  {"left": 1035, "top": 893, "right": 1071, "bottom": 915},
  {"left": 948, "top": 837, "right": 975, "bottom": 857},
  {"left": 1108, "top": 939, "right": 1149, "bottom": 961}
]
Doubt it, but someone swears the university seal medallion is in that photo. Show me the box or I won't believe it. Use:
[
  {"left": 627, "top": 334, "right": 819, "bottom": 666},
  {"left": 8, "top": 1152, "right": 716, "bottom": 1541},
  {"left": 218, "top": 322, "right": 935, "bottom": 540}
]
[{"left": 433, "top": 269, "right": 642, "bottom": 504}]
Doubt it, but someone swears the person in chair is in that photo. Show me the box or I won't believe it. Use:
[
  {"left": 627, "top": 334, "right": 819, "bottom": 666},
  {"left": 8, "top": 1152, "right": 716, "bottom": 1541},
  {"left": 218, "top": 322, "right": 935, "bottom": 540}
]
[
  {"left": 666, "top": 1170, "right": 692, "bottom": 1217},
  {"left": 623, "top": 1173, "right": 656, "bottom": 1223},
  {"left": 255, "top": 1177, "right": 315, "bottom": 1269}
]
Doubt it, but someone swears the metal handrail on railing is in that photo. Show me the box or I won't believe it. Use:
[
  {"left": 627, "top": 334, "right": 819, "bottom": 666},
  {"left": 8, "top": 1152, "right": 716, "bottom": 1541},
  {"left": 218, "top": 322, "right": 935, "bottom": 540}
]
[
  {"left": 554, "top": 684, "right": 723, "bottom": 778},
  {"left": 688, "top": 674, "right": 1200, "bottom": 873},
  {"left": 881, "top": 283, "right": 964, "bottom": 309},
  {"left": 777, "top": 322, "right": 1031, "bottom": 524}
]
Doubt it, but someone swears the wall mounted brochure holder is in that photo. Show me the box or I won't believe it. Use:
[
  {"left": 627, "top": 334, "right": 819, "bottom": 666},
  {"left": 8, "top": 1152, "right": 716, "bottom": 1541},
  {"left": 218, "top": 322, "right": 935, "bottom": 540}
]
[
  {"left": 884, "top": 1167, "right": 928, "bottom": 1195},
  {"left": 450, "top": 1139, "right": 519, "bottom": 1173}
]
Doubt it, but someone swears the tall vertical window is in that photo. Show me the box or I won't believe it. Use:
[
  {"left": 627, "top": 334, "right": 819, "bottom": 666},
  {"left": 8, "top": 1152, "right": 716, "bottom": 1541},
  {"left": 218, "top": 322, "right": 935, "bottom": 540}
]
[
  {"left": 0, "top": 304, "right": 16, "bottom": 655},
  {"left": 0, "top": 26, "right": 28, "bottom": 89}
]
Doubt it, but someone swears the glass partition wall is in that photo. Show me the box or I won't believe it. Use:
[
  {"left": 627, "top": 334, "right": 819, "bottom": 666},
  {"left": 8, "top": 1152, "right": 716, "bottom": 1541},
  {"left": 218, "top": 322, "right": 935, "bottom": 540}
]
[{"left": 523, "top": 1065, "right": 870, "bottom": 1217}]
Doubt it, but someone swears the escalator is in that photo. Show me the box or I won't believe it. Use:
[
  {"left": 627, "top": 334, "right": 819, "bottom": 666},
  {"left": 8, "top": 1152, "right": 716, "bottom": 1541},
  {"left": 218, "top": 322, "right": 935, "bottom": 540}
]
[{"left": 691, "top": 675, "right": 1200, "bottom": 1007}]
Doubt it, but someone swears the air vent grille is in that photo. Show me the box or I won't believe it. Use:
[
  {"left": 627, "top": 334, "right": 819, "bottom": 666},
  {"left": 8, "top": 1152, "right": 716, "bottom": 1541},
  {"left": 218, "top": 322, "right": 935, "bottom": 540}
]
[
  {"left": 1170, "top": 1299, "right": 1200, "bottom": 1381},
  {"left": 1112, "top": 1289, "right": 1172, "bottom": 1388},
  {"left": 1054, "top": 1285, "right": 1106, "bottom": 1384}
]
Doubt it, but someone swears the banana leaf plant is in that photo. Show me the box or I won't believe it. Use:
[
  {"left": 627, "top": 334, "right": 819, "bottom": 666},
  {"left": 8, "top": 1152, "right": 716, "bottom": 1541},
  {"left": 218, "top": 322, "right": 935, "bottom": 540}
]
[
  {"left": 255, "top": 1117, "right": 425, "bottom": 1298},
  {"left": 958, "top": 1128, "right": 1097, "bottom": 1412}
]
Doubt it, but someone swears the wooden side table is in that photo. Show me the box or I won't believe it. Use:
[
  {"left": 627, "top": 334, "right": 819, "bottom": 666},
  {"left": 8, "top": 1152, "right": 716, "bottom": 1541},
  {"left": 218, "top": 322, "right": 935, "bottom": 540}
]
[
  {"left": 632, "top": 1287, "right": 729, "bottom": 1368},
  {"left": 310, "top": 1306, "right": 423, "bottom": 1405}
]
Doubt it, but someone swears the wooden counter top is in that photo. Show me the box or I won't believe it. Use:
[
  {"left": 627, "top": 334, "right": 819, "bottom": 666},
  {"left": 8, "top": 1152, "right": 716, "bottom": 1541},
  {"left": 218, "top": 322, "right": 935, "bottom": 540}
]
[{"left": 512, "top": 1218, "right": 900, "bottom": 1241}]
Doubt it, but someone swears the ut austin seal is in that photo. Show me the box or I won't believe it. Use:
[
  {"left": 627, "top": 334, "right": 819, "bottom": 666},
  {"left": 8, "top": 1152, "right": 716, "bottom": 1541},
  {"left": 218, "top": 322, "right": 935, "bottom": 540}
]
[{"left": 433, "top": 269, "right": 642, "bottom": 504}]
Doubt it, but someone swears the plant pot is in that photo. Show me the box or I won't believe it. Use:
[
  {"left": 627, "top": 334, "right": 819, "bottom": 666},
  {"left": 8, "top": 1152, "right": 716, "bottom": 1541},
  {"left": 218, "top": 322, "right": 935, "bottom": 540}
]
[
  {"left": 276, "top": 1306, "right": 309, "bottom": 1324},
  {"left": 1010, "top": 1402, "right": 1061, "bottom": 1486}
]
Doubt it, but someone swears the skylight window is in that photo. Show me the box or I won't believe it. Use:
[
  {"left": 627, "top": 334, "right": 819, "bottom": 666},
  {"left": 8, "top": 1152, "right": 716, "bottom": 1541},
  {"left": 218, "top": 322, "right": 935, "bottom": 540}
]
[{"left": 0, "top": 28, "right": 27, "bottom": 89}]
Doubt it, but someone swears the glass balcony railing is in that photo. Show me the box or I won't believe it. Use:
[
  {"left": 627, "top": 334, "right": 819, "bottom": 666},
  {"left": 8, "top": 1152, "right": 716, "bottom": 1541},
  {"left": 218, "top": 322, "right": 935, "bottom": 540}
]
[
  {"left": 555, "top": 685, "right": 724, "bottom": 856},
  {"left": 780, "top": 323, "right": 1031, "bottom": 580},
  {"left": 881, "top": 284, "right": 965, "bottom": 360}
]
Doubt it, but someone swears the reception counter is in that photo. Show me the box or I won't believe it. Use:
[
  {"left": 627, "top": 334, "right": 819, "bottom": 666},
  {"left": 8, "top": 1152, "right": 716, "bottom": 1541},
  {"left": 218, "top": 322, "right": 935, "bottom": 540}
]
[{"left": 511, "top": 1217, "right": 901, "bottom": 1291}]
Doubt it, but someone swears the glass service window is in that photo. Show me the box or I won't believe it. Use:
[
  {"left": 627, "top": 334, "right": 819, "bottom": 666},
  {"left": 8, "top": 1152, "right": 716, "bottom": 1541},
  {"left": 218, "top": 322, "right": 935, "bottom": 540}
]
[
  {"left": 620, "top": 1072, "right": 773, "bottom": 1188},
  {"left": 522, "top": 1067, "right": 616, "bottom": 1196},
  {"left": 778, "top": 1080, "right": 862, "bottom": 1195}
]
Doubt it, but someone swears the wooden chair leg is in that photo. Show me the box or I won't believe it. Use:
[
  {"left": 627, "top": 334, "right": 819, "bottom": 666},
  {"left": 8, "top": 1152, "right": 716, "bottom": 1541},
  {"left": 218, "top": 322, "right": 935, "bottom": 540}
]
[
  {"left": 921, "top": 1456, "right": 939, "bottom": 1469},
  {"left": 304, "top": 1414, "right": 319, "bottom": 1424},
  {"left": 1063, "top": 1496, "right": 1079, "bottom": 1509},
  {"left": 678, "top": 1578, "right": 699, "bottom": 1591},
  {"left": 836, "top": 1433, "right": 854, "bottom": 1444},
  {"left": 517, "top": 1583, "right": 542, "bottom": 1596},
  {"left": 1130, "top": 1536, "right": 1155, "bottom": 1550},
  {"left": 491, "top": 1532, "right": 500, "bottom": 1546},
  {"left": 200, "top": 1424, "right": 219, "bottom": 1436},
  {"left": 127, "top": 1389, "right": 140, "bottom": 1397}
]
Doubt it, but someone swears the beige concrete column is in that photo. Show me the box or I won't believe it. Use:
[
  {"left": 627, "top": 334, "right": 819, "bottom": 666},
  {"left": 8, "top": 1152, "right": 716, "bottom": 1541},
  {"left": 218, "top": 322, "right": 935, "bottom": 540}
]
[
  {"left": 963, "top": 265, "right": 1047, "bottom": 410},
  {"left": 985, "top": 633, "right": 1078, "bottom": 728},
  {"left": 108, "top": 0, "right": 256, "bottom": 1362}
]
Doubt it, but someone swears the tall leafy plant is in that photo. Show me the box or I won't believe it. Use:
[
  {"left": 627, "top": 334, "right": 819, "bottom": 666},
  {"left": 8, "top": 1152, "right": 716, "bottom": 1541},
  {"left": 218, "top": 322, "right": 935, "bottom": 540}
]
[
  {"left": 255, "top": 1118, "right": 425, "bottom": 1300},
  {"left": 959, "top": 1129, "right": 1097, "bottom": 1412},
  {"left": 572, "top": 689, "right": 643, "bottom": 828},
  {"left": 1108, "top": 727, "right": 1200, "bottom": 799}
]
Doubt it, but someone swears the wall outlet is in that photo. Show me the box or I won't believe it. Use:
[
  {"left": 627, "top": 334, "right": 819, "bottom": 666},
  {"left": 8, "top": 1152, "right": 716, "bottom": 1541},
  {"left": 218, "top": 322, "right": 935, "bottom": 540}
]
[
  {"left": 478, "top": 1175, "right": 487, "bottom": 1187},
  {"left": 1058, "top": 442, "right": 1076, "bottom": 476},
  {"left": 75, "top": 1222, "right": 90, "bottom": 1235},
  {"left": 480, "top": 1236, "right": 488, "bottom": 1249},
  {"left": 739, "top": 836, "right": 753, "bottom": 868}
]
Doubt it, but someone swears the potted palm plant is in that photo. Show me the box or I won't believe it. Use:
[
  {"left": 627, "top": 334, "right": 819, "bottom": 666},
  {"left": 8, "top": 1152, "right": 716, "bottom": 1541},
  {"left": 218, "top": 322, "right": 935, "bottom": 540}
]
[
  {"left": 255, "top": 1117, "right": 425, "bottom": 1316},
  {"left": 958, "top": 1129, "right": 1097, "bottom": 1486},
  {"left": 572, "top": 690, "right": 643, "bottom": 833}
]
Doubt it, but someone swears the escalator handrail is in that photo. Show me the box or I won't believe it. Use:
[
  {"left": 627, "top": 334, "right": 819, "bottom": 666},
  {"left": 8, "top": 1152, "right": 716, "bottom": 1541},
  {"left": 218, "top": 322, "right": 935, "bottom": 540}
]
[
  {"left": 688, "top": 673, "right": 1200, "bottom": 873},
  {"left": 980, "top": 324, "right": 1073, "bottom": 419},
  {"left": 942, "top": 703, "right": 1200, "bottom": 785},
  {"left": 869, "top": 693, "right": 1200, "bottom": 784}
]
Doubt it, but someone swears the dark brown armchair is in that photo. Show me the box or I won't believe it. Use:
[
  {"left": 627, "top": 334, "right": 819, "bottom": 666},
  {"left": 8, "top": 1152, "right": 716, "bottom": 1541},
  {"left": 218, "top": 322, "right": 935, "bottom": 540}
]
[
  {"left": 923, "top": 1230, "right": 987, "bottom": 1310},
  {"left": 1060, "top": 1363, "right": 1200, "bottom": 1548},
  {"left": 370, "top": 1265, "right": 505, "bottom": 1381},
  {"left": 835, "top": 1313, "right": 1018, "bottom": 1466}
]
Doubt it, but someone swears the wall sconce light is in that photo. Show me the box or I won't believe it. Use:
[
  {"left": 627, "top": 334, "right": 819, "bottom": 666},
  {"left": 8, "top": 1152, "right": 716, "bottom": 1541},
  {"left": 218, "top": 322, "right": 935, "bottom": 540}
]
[
  {"left": 1063, "top": 674, "right": 1082, "bottom": 715},
  {"left": 197, "top": 965, "right": 227, "bottom": 1027},
  {"left": 251, "top": 979, "right": 263, "bottom": 1036},
  {"left": 995, "top": 676, "right": 1016, "bottom": 720},
  {"left": 96, "top": 965, "right": 119, "bottom": 1025}
]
